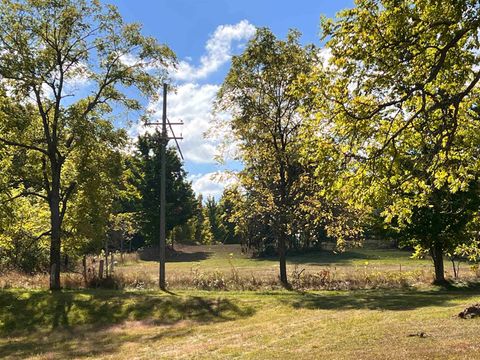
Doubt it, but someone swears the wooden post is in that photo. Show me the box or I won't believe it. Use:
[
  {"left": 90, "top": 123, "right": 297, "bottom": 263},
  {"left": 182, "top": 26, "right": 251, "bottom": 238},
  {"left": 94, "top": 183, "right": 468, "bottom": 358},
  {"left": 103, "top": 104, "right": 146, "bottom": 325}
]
[
  {"left": 105, "top": 242, "right": 109, "bottom": 276},
  {"left": 159, "top": 83, "right": 167, "bottom": 290},
  {"left": 99, "top": 260, "right": 104, "bottom": 279},
  {"left": 82, "top": 255, "right": 87, "bottom": 286}
]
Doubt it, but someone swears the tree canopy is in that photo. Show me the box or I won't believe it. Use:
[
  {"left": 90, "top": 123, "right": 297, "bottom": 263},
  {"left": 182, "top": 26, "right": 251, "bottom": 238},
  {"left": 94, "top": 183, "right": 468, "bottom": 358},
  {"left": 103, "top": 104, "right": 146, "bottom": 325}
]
[
  {"left": 306, "top": 0, "right": 480, "bottom": 282},
  {"left": 0, "top": 0, "right": 175, "bottom": 289},
  {"left": 2, "top": 0, "right": 480, "bottom": 288},
  {"left": 135, "top": 131, "right": 197, "bottom": 247}
]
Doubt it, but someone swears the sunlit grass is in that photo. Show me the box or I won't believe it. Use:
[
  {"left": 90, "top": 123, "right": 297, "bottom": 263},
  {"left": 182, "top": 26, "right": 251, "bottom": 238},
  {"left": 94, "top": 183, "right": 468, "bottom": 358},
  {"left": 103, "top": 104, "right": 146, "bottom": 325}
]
[
  {"left": 116, "top": 245, "right": 470, "bottom": 288},
  {"left": 1, "top": 287, "right": 480, "bottom": 359},
  {"left": 3, "top": 246, "right": 479, "bottom": 359},
  {"left": 2, "top": 246, "right": 475, "bottom": 291}
]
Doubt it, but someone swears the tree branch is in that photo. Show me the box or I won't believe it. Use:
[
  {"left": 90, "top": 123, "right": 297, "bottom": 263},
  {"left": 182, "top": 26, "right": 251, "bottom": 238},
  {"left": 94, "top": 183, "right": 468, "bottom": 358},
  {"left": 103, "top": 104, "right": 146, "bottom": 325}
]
[
  {"left": 59, "top": 181, "right": 76, "bottom": 223},
  {"left": 0, "top": 136, "right": 48, "bottom": 155}
]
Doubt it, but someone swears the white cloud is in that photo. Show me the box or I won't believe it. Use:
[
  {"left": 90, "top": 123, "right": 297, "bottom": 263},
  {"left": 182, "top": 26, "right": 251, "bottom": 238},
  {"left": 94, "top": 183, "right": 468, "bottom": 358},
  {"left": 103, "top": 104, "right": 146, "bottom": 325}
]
[
  {"left": 64, "top": 62, "right": 91, "bottom": 93},
  {"left": 131, "top": 21, "right": 257, "bottom": 164},
  {"left": 131, "top": 20, "right": 253, "bottom": 172},
  {"left": 119, "top": 53, "right": 140, "bottom": 67},
  {"left": 190, "top": 171, "right": 237, "bottom": 199},
  {"left": 139, "top": 83, "right": 222, "bottom": 163},
  {"left": 318, "top": 47, "right": 332, "bottom": 67},
  {"left": 173, "top": 20, "right": 256, "bottom": 81}
]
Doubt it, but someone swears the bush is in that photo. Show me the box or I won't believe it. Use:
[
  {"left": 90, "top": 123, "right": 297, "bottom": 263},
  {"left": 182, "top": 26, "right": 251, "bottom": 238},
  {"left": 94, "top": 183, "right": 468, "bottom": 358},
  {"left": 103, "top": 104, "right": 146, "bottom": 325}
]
[{"left": 0, "top": 240, "right": 49, "bottom": 273}]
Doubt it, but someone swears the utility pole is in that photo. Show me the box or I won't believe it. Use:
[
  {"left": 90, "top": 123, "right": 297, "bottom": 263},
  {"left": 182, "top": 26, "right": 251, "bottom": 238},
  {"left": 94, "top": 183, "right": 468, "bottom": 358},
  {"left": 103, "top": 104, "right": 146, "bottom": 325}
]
[
  {"left": 159, "top": 83, "right": 167, "bottom": 290},
  {"left": 145, "top": 83, "right": 183, "bottom": 291}
]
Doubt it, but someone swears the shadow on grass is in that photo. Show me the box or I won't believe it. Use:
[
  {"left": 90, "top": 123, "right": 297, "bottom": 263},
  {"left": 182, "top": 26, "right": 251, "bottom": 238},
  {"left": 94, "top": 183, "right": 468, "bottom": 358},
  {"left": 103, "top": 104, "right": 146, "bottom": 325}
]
[
  {"left": 278, "top": 283, "right": 480, "bottom": 311},
  {"left": 250, "top": 249, "right": 417, "bottom": 267},
  {"left": 139, "top": 246, "right": 212, "bottom": 263},
  {"left": 0, "top": 289, "right": 255, "bottom": 358}
]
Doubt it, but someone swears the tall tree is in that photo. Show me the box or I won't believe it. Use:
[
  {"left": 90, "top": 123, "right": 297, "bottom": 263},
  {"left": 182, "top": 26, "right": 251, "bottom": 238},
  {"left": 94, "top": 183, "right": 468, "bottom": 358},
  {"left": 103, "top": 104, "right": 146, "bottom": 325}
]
[
  {"left": 318, "top": 0, "right": 480, "bottom": 283},
  {"left": 188, "top": 194, "right": 216, "bottom": 245},
  {"left": 0, "top": 0, "right": 174, "bottom": 289},
  {"left": 216, "top": 28, "right": 317, "bottom": 285},
  {"left": 218, "top": 187, "right": 242, "bottom": 244},
  {"left": 62, "top": 122, "right": 127, "bottom": 257},
  {"left": 136, "top": 131, "right": 197, "bottom": 246},
  {"left": 205, "top": 196, "right": 225, "bottom": 243},
  {"left": 193, "top": 194, "right": 204, "bottom": 243}
]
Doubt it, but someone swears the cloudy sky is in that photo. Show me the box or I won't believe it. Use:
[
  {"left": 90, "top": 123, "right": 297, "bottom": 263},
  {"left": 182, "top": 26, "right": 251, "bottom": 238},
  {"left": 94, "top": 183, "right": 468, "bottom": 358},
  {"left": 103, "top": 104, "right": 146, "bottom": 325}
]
[{"left": 110, "top": 0, "right": 353, "bottom": 198}]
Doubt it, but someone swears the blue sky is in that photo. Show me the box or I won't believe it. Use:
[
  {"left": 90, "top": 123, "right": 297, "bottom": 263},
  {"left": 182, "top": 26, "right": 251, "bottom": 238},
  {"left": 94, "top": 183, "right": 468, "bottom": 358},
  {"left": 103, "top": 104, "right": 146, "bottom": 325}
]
[{"left": 110, "top": 0, "right": 354, "bottom": 198}]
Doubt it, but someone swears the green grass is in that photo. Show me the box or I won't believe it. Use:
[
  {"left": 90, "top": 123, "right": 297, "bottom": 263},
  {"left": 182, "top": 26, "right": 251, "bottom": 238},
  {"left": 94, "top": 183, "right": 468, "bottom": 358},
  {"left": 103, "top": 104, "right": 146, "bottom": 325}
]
[
  {"left": 2, "top": 286, "right": 480, "bottom": 359},
  {"left": 3, "top": 247, "right": 479, "bottom": 358},
  {"left": 164, "top": 244, "right": 432, "bottom": 267},
  {"left": 117, "top": 245, "right": 469, "bottom": 287}
]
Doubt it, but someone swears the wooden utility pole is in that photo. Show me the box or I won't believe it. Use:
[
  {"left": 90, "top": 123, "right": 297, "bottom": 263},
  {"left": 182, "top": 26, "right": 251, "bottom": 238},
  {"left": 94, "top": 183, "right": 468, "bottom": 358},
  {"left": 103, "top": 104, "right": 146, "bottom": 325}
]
[
  {"left": 159, "top": 83, "right": 167, "bottom": 290},
  {"left": 145, "top": 83, "right": 183, "bottom": 291}
]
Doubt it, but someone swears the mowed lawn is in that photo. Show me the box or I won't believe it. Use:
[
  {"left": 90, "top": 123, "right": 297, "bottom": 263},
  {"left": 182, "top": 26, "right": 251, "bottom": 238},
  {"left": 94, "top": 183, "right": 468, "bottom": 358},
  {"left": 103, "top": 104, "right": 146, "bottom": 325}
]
[
  {"left": 2, "top": 247, "right": 480, "bottom": 359},
  {"left": 1, "top": 287, "right": 480, "bottom": 359}
]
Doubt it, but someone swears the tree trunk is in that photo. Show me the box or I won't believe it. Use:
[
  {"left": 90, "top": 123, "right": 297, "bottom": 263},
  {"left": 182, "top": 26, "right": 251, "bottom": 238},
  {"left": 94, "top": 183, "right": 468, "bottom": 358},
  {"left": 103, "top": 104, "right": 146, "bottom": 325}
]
[
  {"left": 99, "top": 260, "right": 104, "bottom": 279},
  {"left": 431, "top": 243, "right": 446, "bottom": 284},
  {"left": 278, "top": 232, "right": 288, "bottom": 286},
  {"left": 49, "top": 182, "right": 62, "bottom": 290}
]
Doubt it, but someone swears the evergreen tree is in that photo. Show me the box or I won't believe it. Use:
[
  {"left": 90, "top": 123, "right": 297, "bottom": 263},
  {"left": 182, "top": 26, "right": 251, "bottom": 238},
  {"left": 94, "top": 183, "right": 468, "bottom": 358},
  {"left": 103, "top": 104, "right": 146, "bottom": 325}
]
[{"left": 136, "top": 131, "right": 197, "bottom": 247}]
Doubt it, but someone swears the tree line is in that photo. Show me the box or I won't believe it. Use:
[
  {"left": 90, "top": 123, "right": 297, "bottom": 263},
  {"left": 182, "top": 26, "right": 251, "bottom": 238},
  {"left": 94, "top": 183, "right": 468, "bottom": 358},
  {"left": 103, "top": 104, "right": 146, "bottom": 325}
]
[
  {"left": 215, "top": 0, "right": 480, "bottom": 285},
  {"left": 2, "top": 0, "right": 480, "bottom": 288},
  {"left": 0, "top": 0, "right": 237, "bottom": 289}
]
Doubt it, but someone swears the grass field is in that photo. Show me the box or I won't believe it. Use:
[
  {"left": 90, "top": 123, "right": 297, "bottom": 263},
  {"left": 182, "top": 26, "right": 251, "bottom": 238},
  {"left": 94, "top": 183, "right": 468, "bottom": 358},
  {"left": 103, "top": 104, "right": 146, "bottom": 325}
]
[
  {"left": 125, "top": 244, "right": 461, "bottom": 274},
  {"left": 2, "top": 246, "right": 480, "bottom": 359},
  {"left": 114, "top": 244, "right": 475, "bottom": 289},
  {"left": 1, "top": 286, "right": 480, "bottom": 359}
]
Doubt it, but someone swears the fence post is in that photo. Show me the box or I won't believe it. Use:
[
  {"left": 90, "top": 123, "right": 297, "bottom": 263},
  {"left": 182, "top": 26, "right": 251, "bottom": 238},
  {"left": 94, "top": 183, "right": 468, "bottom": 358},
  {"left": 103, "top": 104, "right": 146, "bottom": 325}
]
[
  {"left": 99, "top": 260, "right": 104, "bottom": 279},
  {"left": 82, "top": 255, "right": 87, "bottom": 286}
]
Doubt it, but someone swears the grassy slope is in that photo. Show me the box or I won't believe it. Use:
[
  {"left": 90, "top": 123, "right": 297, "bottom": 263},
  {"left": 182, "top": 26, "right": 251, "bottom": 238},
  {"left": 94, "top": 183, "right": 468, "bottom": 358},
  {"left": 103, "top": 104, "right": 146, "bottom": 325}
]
[{"left": 1, "top": 287, "right": 480, "bottom": 359}]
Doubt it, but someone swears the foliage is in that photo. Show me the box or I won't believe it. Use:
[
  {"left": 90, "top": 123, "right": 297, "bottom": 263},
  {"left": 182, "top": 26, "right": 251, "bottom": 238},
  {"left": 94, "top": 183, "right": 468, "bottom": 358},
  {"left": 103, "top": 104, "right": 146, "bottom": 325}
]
[
  {"left": 217, "top": 187, "right": 242, "bottom": 244},
  {"left": 169, "top": 222, "right": 195, "bottom": 246},
  {"left": 0, "top": 197, "right": 50, "bottom": 272},
  {"left": 216, "top": 28, "right": 320, "bottom": 284},
  {"left": 135, "top": 131, "right": 197, "bottom": 246},
  {"left": 185, "top": 194, "right": 215, "bottom": 245},
  {"left": 0, "top": 0, "right": 175, "bottom": 288},
  {"left": 63, "top": 121, "right": 128, "bottom": 256},
  {"left": 204, "top": 196, "right": 227, "bottom": 243},
  {"left": 310, "top": 0, "right": 480, "bottom": 282},
  {"left": 107, "top": 212, "right": 139, "bottom": 252},
  {"left": 216, "top": 28, "right": 361, "bottom": 283}
]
